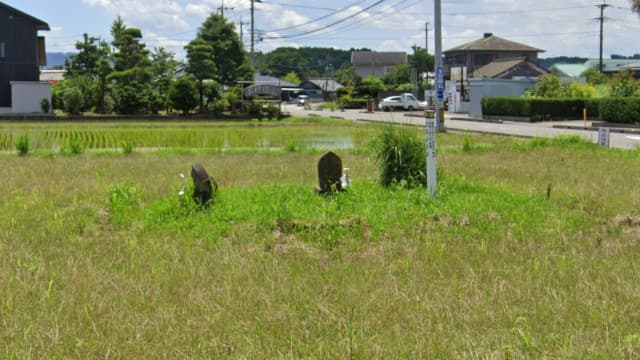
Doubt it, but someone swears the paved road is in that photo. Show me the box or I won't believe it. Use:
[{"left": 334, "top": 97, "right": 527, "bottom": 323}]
[{"left": 283, "top": 104, "right": 640, "bottom": 150}]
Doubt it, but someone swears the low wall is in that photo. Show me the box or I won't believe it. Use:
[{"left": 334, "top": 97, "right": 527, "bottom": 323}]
[{"left": 10, "top": 81, "right": 51, "bottom": 114}]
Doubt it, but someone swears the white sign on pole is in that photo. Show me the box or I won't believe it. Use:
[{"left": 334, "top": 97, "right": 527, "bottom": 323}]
[
  {"left": 598, "top": 127, "right": 610, "bottom": 147},
  {"left": 426, "top": 117, "right": 437, "bottom": 196}
]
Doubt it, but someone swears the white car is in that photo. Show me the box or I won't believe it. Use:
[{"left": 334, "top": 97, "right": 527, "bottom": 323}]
[
  {"left": 378, "top": 93, "right": 426, "bottom": 111},
  {"left": 296, "top": 95, "right": 309, "bottom": 106}
]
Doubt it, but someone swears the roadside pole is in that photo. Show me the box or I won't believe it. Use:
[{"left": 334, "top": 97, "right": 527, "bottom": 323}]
[{"left": 426, "top": 0, "right": 442, "bottom": 197}]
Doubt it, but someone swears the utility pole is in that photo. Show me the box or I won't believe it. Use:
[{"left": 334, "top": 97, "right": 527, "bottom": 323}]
[
  {"left": 425, "top": 22, "right": 430, "bottom": 54},
  {"left": 426, "top": 0, "right": 442, "bottom": 197},
  {"left": 238, "top": 20, "right": 249, "bottom": 48},
  {"left": 425, "top": 22, "right": 430, "bottom": 98},
  {"left": 251, "top": 0, "right": 263, "bottom": 66},
  {"left": 596, "top": 2, "right": 611, "bottom": 73},
  {"left": 218, "top": 0, "right": 234, "bottom": 17}
]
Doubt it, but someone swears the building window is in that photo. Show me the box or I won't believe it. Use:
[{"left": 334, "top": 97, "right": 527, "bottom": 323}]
[{"left": 0, "top": 42, "right": 5, "bottom": 58}]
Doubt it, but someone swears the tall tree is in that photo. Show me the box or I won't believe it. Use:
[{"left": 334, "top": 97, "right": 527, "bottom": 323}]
[
  {"left": 633, "top": 0, "right": 639, "bottom": 12},
  {"left": 185, "top": 38, "right": 216, "bottom": 112},
  {"left": 151, "top": 47, "right": 179, "bottom": 111},
  {"left": 64, "top": 34, "right": 111, "bottom": 112},
  {"left": 108, "top": 17, "right": 153, "bottom": 114},
  {"left": 409, "top": 45, "right": 434, "bottom": 91},
  {"left": 195, "top": 13, "right": 252, "bottom": 87}
]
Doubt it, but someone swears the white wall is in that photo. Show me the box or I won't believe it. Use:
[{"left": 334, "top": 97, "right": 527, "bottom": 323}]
[
  {"left": 468, "top": 78, "right": 536, "bottom": 118},
  {"left": 10, "top": 81, "right": 51, "bottom": 114}
]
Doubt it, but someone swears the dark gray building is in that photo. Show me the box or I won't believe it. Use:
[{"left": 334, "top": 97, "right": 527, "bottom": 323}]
[
  {"left": 444, "top": 33, "right": 543, "bottom": 77},
  {"left": 0, "top": 1, "right": 49, "bottom": 109}
]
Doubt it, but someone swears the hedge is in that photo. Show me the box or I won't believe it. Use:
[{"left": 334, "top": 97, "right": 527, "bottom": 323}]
[
  {"left": 481, "top": 97, "right": 602, "bottom": 121},
  {"left": 598, "top": 98, "right": 640, "bottom": 124}
]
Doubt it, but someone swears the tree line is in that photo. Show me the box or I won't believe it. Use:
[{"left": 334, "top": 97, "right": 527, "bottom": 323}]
[{"left": 57, "top": 14, "right": 252, "bottom": 115}]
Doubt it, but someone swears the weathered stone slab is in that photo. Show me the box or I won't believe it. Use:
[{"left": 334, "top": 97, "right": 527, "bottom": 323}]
[
  {"left": 191, "top": 163, "right": 215, "bottom": 206},
  {"left": 315, "top": 151, "right": 344, "bottom": 195}
]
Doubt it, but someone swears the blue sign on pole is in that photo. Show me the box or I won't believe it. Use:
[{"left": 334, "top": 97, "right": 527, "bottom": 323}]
[{"left": 436, "top": 66, "right": 444, "bottom": 100}]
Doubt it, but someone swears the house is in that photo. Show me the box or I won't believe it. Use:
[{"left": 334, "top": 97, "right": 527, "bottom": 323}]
[
  {"left": 583, "top": 59, "right": 640, "bottom": 76},
  {"left": 40, "top": 69, "right": 65, "bottom": 85},
  {"left": 444, "top": 33, "right": 544, "bottom": 77},
  {"left": 351, "top": 51, "right": 408, "bottom": 78},
  {"left": 243, "top": 73, "right": 302, "bottom": 100},
  {"left": 472, "top": 57, "right": 549, "bottom": 79},
  {"left": 299, "top": 78, "right": 343, "bottom": 101},
  {"left": 0, "top": 1, "right": 51, "bottom": 114}
]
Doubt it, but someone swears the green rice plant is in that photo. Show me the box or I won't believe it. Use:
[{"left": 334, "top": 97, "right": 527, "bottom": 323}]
[
  {"left": 0, "top": 133, "right": 12, "bottom": 150},
  {"left": 462, "top": 137, "right": 472, "bottom": 153},
  {"left": 15, "top": 133, "right": 29, "bottom": 156},
  {"left": 62, "top": 137, "right": 84, "bottom": 155},
  {"left": 121, "top": 138, "right": 135, "bottom": 155},
  {"left": 373, "top": 125, "right": 426, "bottom": 188}
]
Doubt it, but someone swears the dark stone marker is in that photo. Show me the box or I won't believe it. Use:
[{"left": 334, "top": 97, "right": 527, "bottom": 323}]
[
  {"left": 191, "top": 163, "right": 216, "bottom": 206},
  {"left": 315, "top": 151, "right": 344, "bottom": 195}
]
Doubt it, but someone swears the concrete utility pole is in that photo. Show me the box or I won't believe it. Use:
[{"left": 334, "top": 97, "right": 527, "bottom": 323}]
[
  {"left": 425, "top": 22, "right": 430, "bottom": 95},
  {"left": 425, "top": 22, "right": 430, "bottom": 54},
  {"left": 251, "top": 0, "right": 263, "bottom": 66},
  {"left": 238, "top": 19, "right": 249, "bottom": 47},
  {"left": 426, "top": 0, "right": 442, "bottom": 197},
  {"left": 434, "top": 0, "right": 443, "bottom": 131},
  {"left": 596, "top": 3, "right": 611, "bottom": 73},
  {"left": 218, "top": 0, "right": 234, "bottom": 17}
]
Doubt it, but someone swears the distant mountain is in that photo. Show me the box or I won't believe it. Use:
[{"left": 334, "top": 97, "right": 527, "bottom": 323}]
[{"left": 46, "top": 52, "right": 75, "bottom": 69}]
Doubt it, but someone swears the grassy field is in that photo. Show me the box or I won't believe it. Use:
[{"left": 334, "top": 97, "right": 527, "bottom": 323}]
[{"left": 1, "top": 118, "right": 639, "bottom": 358}]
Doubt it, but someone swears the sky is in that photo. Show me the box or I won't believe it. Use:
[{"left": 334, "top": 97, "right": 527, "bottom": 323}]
[{"left": 8, "top": 0, "right": 640, "bottom": 60}]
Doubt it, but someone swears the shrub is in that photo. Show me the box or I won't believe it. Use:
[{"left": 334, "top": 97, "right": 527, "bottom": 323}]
[
  {"left": 599, "top": 98, "right": 640, "bottom": 124},
  {"left": 15, "top": 133, "right": 29, "bottom": 156},
  {"left": 40, "top": 98, "right": 50, "bottom": 114},
  {"left": 374, "top": 126, "right": 426, "bottom": 188},
  {"left": 62, "top": 87, "right": 85, "bottom": 115},
  {"left": 169, "top": 77, "right": 199, "bottom": 115},
  {"left": 113, "top": 84, "right": 150, "bottom": 115}
]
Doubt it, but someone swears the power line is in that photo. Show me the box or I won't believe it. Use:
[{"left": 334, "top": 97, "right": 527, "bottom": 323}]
[
  {"left": 445, "top": 5, "right": 592, "bottom": 16},
  {"left": 278, "top": 0, "right": 413, "bottom": 42},
  {"left": 263, "top": 0, "right": 386, "bottom": 40},
  {"left": 264, "top": 0, "right": 368, "bottom": 33}
]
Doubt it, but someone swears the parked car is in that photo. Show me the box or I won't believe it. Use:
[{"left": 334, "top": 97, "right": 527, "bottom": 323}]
[
  {"left": 378, "top": 93, "right": 426, "bottom": 111},
  {"left": 296, "top": 95, "right": 309, "bottom": 106}
]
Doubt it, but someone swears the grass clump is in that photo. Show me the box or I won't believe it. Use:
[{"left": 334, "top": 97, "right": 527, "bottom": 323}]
[
  {"left": 15, "top": 133, "right": 29, "bottom": 156},
  {"left": 121, "top": 138, "right": 135, "bottom": 155},
  {"left": 107, "top": 183, "right": 141, "bottom": 224},
  {"left": 373, "top": 125, "right": 426, "bottom": 187}
]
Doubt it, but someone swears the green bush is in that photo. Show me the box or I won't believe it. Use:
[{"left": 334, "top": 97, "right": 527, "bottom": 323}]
[
  {"left": 374, "top": 126, "right": 426, "bottom": 188},
  {"left": 169, "top": 77, "right": 199, "bottom": 115},
  {"left": 15, "top": 133, "right": 29, "bottom": 156},
  {"left": 599, "top": 98, "right": 640, "bottom": 124},
  {"left": 40, "top": 98, "right": 50, "bottom": 114},
  {"left": 62, "top": 87, "right": 85, "bottom": 115}
]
